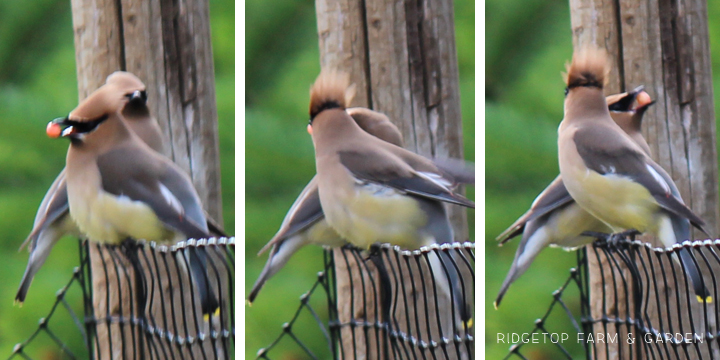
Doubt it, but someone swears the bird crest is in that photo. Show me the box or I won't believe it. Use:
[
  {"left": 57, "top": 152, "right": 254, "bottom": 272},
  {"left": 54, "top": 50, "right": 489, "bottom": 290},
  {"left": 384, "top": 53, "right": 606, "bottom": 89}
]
[
  {"left": 106, "top": 71, "right": 146, "bottom": 92},
  {"left": 563, "top": 46, "right": 610, "bottom": 91},
  {"left": 309, "top": 69, "right": 356, "bottom": 120}
]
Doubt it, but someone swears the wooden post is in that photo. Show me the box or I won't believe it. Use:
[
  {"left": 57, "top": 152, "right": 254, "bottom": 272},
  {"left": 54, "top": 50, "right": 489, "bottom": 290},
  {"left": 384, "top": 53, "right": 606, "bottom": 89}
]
[
  {"left": 570, "top": 0, "right": 718, "bottom": 358},
  {"left": 70, "top": 0, "right": 225, "bottom": 358},
  {"left": 315, "top": 0, "right": 472, "bottom": 359}
]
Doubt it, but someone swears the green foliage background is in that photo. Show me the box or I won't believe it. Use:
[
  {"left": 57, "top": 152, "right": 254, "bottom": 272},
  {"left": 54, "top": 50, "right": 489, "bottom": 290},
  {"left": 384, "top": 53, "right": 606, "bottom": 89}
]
[
  {"left": 0, "top": 0, "right": 234, "bottom": 357},
  {"left": 487, "top": 1, "right": 720, "bottom": 358},
  {"left": 244, "top": 0, "right": 474, "bottom": 358}
]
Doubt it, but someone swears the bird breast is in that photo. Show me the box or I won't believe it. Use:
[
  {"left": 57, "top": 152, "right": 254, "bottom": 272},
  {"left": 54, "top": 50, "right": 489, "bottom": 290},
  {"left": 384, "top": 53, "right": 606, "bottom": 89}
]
[
  {"left": 69, "top": 189, "right": 172, "bottom": 244},
  {"left": 323, "top": 180, "right": 427, "bottom": 249}
]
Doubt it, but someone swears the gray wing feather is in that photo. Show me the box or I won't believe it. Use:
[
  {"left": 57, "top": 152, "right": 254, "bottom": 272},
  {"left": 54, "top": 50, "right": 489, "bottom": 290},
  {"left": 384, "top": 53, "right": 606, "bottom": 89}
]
[
  {"left": 573, "top": 127, "right": 706, "bottom": 233},
  {"left": 97, "top": 148, "right": 209, "bottom": 239}
]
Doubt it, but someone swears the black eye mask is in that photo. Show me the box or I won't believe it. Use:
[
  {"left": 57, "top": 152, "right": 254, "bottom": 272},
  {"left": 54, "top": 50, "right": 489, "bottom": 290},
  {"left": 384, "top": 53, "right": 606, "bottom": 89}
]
[{"left": 53, "top": 114, "right": 109, "bottom": 136}]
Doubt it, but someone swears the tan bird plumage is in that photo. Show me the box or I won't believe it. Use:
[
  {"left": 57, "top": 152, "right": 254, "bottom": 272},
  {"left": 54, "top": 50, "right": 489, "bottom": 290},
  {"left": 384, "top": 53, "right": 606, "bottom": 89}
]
[
  {"left": 494, "top": 88, "right": 655, "bottom": 307},
  {"left": 16, "top": 72, "right": 167, "bottom": 304},
  {"left": 557, "top": 47, "right": 710, "bottom": 302},
  {"left": 46, "top": 76, "right": 219, "bottom": 315},
  {"left": 247, "top": 107, "right": 405, "bottom": 304},
  {"left": 308, "top": 70, "right": 474, "bottom": 325},
  {"left": 17, "top": 72, "right": 227, "bottom": 304}
]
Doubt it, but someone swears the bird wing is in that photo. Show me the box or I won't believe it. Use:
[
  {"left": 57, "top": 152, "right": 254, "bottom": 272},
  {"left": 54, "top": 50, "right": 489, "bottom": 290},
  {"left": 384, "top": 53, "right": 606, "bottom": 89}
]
[
  {"left": 431, "top": 157, "right": 475, "bottom": 185},
  {"left": 573, "top": 126, "right": 707, "bottom": 233},
  {"left": 97, "top": 147, "right": 210, "bottom": 240},
  {"left": 204, "top": 211, "right": 228, "bottom": 237},
  {"left": 496, "top": 176, "right": 574, "bottom": 244},
  {"left": 338, "top": 150, "right": 475, "bottom": 208},
  {"left": 259, "top": 176, "right": 325, "bottom": 255},
  {"left": 22, "top": 172, "right": 71, "bottom": 252}
]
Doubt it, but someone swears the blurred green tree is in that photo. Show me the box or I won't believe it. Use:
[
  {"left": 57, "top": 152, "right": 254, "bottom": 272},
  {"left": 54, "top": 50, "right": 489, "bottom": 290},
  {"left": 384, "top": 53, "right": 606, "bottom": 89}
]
[
  {"left": 245, "top": 0, "right": 474, "bottom": 358},
  {"left": 0, "top": 0, "right": 234, "bottom": 356}
]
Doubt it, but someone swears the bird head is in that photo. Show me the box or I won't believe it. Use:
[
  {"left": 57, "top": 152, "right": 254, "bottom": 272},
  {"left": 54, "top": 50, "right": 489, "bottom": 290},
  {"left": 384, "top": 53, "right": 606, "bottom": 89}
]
[
  {"left": 107, "top": 72, "right": 150, "bottom": 118},
  {"left": 47, "top": 72, "right": 145, "bottom": 144},
  {"left": 607, "top": 86, "right": 655, "bottom": 136},
  {"left": 106, "top": 71, "right": 148, "bottom": 108}
]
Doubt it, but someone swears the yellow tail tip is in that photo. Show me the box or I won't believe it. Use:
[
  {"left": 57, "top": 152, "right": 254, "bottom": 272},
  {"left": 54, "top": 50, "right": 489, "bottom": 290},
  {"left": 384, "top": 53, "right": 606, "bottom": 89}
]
[
  {"left": 465, "top": 318, "right": 473, "bottom": 328},
  {"left": 698, "top": 295, "right": 713, "bottom": 304},
  {"left": 246, "top": 299, "right": 253, "bottom": 307},
  {"left": 203, "top": 308, "right": 221, "bottom": 322}
]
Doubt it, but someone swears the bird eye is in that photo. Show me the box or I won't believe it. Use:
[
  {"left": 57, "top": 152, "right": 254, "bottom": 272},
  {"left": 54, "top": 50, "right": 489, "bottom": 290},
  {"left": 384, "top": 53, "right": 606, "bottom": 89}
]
[
  {"left": 140, "top": 90, "right": 148, "bottom": 101},
  {"left": 564, "top": 88, "right": 569, "bottom": 96}
]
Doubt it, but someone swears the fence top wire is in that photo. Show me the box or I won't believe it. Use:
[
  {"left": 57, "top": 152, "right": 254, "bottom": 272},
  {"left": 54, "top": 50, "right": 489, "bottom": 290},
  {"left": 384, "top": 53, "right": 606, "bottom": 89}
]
[
  {"left": 8, "top": 237, "right": 235, "bottom": 360},
  {"left": 257, "top": 242, "right": 475, "bottom": 360}
]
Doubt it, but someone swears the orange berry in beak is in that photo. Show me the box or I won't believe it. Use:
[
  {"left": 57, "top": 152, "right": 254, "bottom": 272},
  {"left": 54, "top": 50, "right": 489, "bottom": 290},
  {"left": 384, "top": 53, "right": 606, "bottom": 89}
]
[
  {"left": 636, "top": 91, "right": 652, "bottom": 108},
  {"left": 307, "top": 124, "right": 313, "bottom": 135},
  {"left": 46, "top": 122, "right": 62, "bottom": 138}
]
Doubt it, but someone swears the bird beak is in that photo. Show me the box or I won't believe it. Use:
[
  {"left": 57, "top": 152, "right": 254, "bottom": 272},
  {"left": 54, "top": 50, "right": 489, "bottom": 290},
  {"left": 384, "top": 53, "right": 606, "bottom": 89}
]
[
  {"left": 629, "top": 85, "right": 645, "bottom": 95},
  {"left": 47, "top": 117, "right": 75, "bottom": 138},
  {"left": 634, "top": 90, "right": 655, "bottom": 112},
  {"left": 130, "top": 90, "right": 143, "bottom": 101}
]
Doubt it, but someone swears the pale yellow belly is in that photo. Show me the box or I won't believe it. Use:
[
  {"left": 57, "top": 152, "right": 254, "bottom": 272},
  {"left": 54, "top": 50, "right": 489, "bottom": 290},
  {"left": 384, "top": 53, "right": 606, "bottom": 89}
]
[
  {"left": 70, "top": 191, "right": 173, "bottom": 244},
  {"left": 324, "top": 186, "right": 428, "bottom": 249},
  {"left": 565, "top": 168, "right": 657, "bottom": 233}
]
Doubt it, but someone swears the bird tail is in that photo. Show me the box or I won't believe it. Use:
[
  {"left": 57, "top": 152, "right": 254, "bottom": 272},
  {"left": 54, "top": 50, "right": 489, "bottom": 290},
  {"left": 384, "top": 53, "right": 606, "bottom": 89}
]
[
  {"left": 678, "top": 248, "right": 712, "bottom": 303},
  {"left": 248, "top": 235, "right": 306, "bottom": 304},
  {"left": 669, "top": 214, "right": 712, "bottom": 303},
  {"left": 187, "top": 246, "right": 220, "bottom": 317},
  {"left": 15, "top": 225, "right": 65, "bottom": 304},
  {"left": 205, "top": 214, "right": 228, "bottom": 237},
  {"left": 428, "top": 249, "right": 473, "bottom": 330},
  {"left": 563, "top": 46, "right": 610, "bottom": 89},
  {"left": 309, "top": 70, "right": 356, "bottom": 119},
  {"left": 495, "top": 224, "right": 548, "bottom": 308}
]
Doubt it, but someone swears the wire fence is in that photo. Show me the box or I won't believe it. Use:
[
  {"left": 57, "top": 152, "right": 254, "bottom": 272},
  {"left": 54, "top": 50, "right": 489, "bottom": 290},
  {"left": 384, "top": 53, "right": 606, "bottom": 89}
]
[
  {"left": 258, "top": 242, "right": 475, "bottom": 360},
  {"left": 9, "top": 237, "right": 235, "bottom": 360},
  {"left": 503, "top": 235, "right": 720, "bottom": 360},
  {"left": 502, "top": 250, "right": 590, "bottom": 359}
]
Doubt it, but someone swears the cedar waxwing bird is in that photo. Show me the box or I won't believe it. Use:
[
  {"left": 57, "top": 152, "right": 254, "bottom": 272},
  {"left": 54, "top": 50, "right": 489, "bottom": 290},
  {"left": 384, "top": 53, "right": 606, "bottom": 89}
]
[
  {"left": 16, "top": 72, "right": 166, "bottom": 304},
  {"left": 557, "top": 47, "right": 711, "bottom": 303},
  {"left": 45, "top": 78, "right": 219, "bottom": 315},
  {"left": 17, "top": 72, "right": 226, "bottom": 304},
  {"left": 307, "top": 70, "right": 475, "bottom": 324},
  {"left": 248, "top": 107, "right": 406, "bottom": 304},
  {"left": 494, "top": 88, "right": 655, "bottom": 307}
]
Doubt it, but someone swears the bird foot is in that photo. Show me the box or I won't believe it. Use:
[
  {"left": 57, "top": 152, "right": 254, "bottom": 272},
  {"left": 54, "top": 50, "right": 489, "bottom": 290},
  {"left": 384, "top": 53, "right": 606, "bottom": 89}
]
[
  {"left": 582, "top": 229, "right": 640, "bottom": 247},
  {"left": 581, "top": 231, "right": 612, "bottom": 243},
  {"left": 120, "top": 238, "right": 137, "bottom": 252},
  {"left": 615, "top": 229, "right": 641, "bottom": 241}
]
